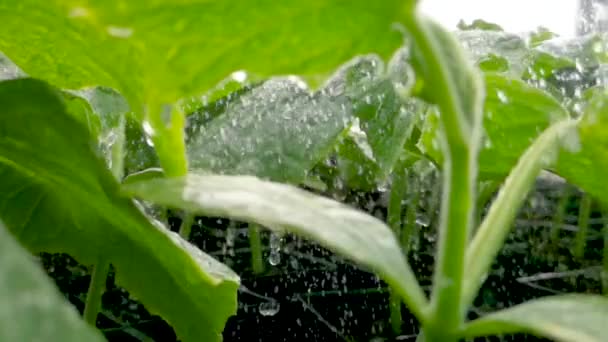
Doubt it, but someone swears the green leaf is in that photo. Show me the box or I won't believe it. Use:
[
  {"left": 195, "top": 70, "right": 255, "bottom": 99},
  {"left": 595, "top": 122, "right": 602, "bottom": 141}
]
[
  {"left": 416, "top": 106, "right": 443, "bottom": 165},
  {"left": 462, "top": 295, "right": 608, "bottom": 342},
  {"left": 418, "top": 75, "right": 570, "bottom": 178},
  {"left": 0, "top": 221, "right": 105, "bottom": 342},
  {"left": 455, "top": 30, "right": 528, "bottom": 76},
  {"left": 184, "top": 83, "right": 259, "bottom": 134},
  {"left": 187, "top": 78, "right": 350, "bottom": 183},
  {"left": 0, "top": 78, "right": 239, "bottom": 342},
  {"left": 124, "top": 117, "right": 160, "bottom": 175},
  {"left": 0, "top": 1, "right": 407, "bottom": 108},
  {"left": 479, "top": 74, "right": 570, "bottom": 177},
  {"left": 462, "top": 120, "right": 579, "bottom": 308},
  {"left": 527, "top": 27, "right": 559, "bottom": 48},
  {"left": 457, "top": 19, "right": 504, "bottom": 31},
  {"left": 66, "top": 86, "right": 130, "bottom": 176},
  {"left": 522, "top": 51, "right": 576, "bottom": 84},
  {"left": 556, "top": 90, "right": 608, "bottom": 205},
  {"left": 323, "top": 55, "right": 415, "bottom": 190},
  {"left": 477, "top": 54, "right": 510, "bottom": 73},
  {"left": 122, "top": 173, "right": 429, "bottom": 322}
]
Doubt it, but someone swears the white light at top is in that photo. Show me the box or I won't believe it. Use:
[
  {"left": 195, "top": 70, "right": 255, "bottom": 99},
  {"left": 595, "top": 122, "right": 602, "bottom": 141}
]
[{"left": 420, "top": 0, "right": 579, "bottom": 37}]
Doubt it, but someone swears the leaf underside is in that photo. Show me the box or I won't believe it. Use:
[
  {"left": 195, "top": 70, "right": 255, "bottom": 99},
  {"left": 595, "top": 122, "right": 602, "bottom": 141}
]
[
  {"left": 0, "top": 221, "right": 105, "bottom": 342},
  {"left": 122, "top": 172, "right": 429, "bottom": 320},
  {"left": 463, "top": 295, "right": 608, "bottom": 342},
  {"left": 0, "top": 78, "right": 239, "bottom": 342}
]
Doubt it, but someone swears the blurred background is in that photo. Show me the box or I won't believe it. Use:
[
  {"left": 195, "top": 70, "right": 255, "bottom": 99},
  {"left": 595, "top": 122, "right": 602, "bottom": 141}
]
[{"left": 422, "top": 0, "right": 607, "bottom": 36}]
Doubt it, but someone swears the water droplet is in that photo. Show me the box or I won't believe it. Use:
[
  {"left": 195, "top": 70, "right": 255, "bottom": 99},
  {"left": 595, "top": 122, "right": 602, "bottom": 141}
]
[
  {"left": 415, "top": 212, "right": 430, "bottom": 227},
  {"left": 231, "top": 70, "right": 248, "bottom": 83},
  {"left": 496, "top": 90, "right": 508, "bottom": 103},
  {"left": 268, "top": 233, "right": 282, "bottom": 266},
  {"left": 106, "top": 26, "right": 133, "bottom": 39},
  {"left": 142, "top": 120, "right": 155, "bottom": 136},
  {"left": 259, "top": 301, "right": 280, "bottom": 316},
  {"left": 69, "top": 7, "right": 90, "bottom": 18}
]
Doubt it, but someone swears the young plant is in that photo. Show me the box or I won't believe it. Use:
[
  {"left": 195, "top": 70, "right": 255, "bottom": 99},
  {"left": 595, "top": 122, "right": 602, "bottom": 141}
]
[{"left": 1, "top": 1, "right": 608, "bottom": 342}]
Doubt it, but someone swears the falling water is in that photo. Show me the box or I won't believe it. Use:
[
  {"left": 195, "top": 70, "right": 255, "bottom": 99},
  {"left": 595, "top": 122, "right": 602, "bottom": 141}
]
[{"left": 268, "top": 232, "right": 282, "bottom": 266}]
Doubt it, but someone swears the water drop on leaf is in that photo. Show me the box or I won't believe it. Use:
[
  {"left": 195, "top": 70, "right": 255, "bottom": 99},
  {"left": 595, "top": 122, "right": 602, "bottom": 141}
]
[{"left": 258, "top": 301, "right": 280, "bottom": 316}]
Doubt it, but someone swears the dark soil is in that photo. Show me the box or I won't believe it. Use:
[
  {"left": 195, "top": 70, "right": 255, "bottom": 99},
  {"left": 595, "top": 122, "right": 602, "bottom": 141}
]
[{"left": 40, "top": 176, "right": 605, "bottom": 342}]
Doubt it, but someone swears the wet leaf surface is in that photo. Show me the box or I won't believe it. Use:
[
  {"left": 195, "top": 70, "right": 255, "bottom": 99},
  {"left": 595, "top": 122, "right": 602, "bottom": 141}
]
[
  {"left": 0, "top": 1, "right": 407, "bottom": 108},
  {"left": 0, "top": 221, "right": 104, "bottom": 342},
  {"left": 187, "top": 78, "right": 351, "bottom": 183},
  {"left": 463, "top": 294, "right": 608, "bottom": 342},
  {"left": 122, "top": 173, "right": 429, "bottom": 320},
  {"left": 0, "top": 78, "right": 239, "bottom": 342}
]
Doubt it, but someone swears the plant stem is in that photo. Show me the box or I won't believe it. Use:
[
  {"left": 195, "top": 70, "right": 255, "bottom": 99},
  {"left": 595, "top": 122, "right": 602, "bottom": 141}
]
[
  {"left": 462, "top": 120, "right": 577, "bottom": 309},
  {"left": 402, "top": 183, "right": 419, "bottom": 252},
  {"left": 147, "top": 103, "right": 196, "bottom": 240},
  {"left": 179, "top": 213, "right": 195, "bottom": 240},
  {"left": 550, "top": 186, "right": 572, "bottom": 244},
  {"left": 426, "top": 144, "right": 473, "bottom": 339},
  {"left": 146, "top": 104, "right": 188, "bottom": 178},
  {"left": 84, "top": 116, "right": 125, "bottom": 326},
  {"left": 84, "top": 259, "right": 110, "bottom": 326},
  {"left": 387, "top": 166, "right": 408, "bottom": 335},
  {"left": 248, "top": 223, "right": 265, "bottom": 274},
  {"left": 574, "top": 193, "right": 592, "bottom": 260},
  {"left": 110, "top": 117, "right": 126, "bottom": 180},
  {"left": 402, "top": 12, "right": 481, "bottom": 339},
  {"left": 389, "top": 287, "right": 403, "bottom": 335}
]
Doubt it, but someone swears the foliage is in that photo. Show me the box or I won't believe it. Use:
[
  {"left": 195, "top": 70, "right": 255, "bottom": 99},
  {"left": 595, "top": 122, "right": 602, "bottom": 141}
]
[
  {"left": 0, "top": 1, "right": 608, "bottom": 342},
  {"left": 0, "top": 220, "right": 104, "bottom": 341}
]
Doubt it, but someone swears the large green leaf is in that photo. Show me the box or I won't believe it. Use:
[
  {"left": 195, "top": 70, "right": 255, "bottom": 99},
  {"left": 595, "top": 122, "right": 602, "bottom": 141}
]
[
  {"left": 322, "top": 55, "right": 415, "bottom": 190},
  {"left": 0, "top": 78, "right": 239, "bottom": 342},
  {"left": 462, "top": 295, "right": 608, "bottom": 342},
  {"left": 556, "top": 90, "right": 608, "bottom": 205},
  {"left": 121, "top": 173, "right": 429, "bottom": 321},
  {"left": 187, "top": 78, "right": 350, "bottom": 183},
  {"left": 419, "top": 74, "right": 569, "bottom": 178},
  {"left": 0, "top": 221, "right": 104, "bottom": 342},
  {"left": 0, "top": 1, "right": 407, "bottom": 108},
  {"left": 479, "top": 75, "right": 570, "bottom": 177}
]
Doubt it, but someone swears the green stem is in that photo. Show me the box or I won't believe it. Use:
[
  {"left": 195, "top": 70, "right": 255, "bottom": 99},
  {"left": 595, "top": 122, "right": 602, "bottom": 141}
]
[
  {"left": 389, "top": 287, "right": 403, "bottom": 335},
  {"left": 462, "top": 120, "right": 577, "bottom": 310},
  {"left": 402, "top": 183, "right": 419, "bottom": 252},
  {"left": 249, "top": 223, "right": 265, "bottom": 274},
  {"left": 84, "top": 116, "right": 125, "bottom": 326},
  {"left": 387, "top": 166, "right": 408, "bottom": 335},
  {"left": 550, "top": 186, "right": 572, "bottom": 244},
  {"left": 574, "top": 193, "right": 592, "bottom": 260},
  {"left": 426, "top": 144, "right": 473, "bottom": 339},
  {"left": 147, "top": 103, "right": 194, "bottom": 238},
  {"left": 402, "top": 13, "right": 480, "bottom": 339},
  {"left": 84, "top": 259, "right": 110, "bottom": 326},
  {"left": 110, "top": 117, "right": 126, "bottom": 180},
  {"left": 146, "top": 104, "right": 188, "bottom": 178},
  {"left": 179, "top": 213, "right": 195, "bottom": 240}
]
